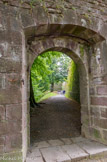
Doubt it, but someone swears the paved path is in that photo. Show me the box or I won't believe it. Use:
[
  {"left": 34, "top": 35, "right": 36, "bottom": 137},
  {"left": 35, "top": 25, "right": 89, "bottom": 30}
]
[
  {"left": 26, "top": 136, "right": 107, "bottom": 162},
  {"left": 30, "top": 95, "right": 81, "bottom": 144}
]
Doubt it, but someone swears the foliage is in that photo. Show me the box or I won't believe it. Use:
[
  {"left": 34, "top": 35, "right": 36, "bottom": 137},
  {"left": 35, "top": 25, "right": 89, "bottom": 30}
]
[
  {"left": 38, "top": 92, "right": 57, "bottom": 103},
  {"left": 65, "top": 60, "right": 80, "bottom": 103},
  {"left": 31, "top": 51, "right": 71, "bottom": 102}
]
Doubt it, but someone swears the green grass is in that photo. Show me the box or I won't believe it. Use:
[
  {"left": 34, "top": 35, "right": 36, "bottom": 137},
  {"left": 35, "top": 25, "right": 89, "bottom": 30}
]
[{"left": 38, "top": 92, "right": 57, "bottom": 102}]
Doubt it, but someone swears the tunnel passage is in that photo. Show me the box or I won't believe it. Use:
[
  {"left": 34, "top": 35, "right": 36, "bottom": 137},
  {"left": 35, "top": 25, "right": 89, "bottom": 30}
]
[
  {"left": 30, "top": 95, "right": 81, "bottom": 144},
  {"left": 29, "top": 51, "right": 81, "bottom": 144}
]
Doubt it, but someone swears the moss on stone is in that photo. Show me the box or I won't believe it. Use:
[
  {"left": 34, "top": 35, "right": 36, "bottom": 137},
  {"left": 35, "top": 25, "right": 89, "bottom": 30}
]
[
  {"left": 65, "top": 60, "right": 80, "bottom": 103},
  {"left": 80, "top": 45, "right": 84, "bottom": 57},
  {"left": 94, "top": 129, "right": 100, "bottom": 139}
]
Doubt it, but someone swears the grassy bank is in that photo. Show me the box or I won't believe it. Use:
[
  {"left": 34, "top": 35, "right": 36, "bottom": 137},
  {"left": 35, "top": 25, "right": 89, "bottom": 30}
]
[{"left": 38, "top": 92, "right": 57, "bottom": 102}]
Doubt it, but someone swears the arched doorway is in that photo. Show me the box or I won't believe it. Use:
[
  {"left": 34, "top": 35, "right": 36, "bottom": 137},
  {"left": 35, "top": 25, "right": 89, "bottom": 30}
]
[
  {"left": 26, "top": 37, "right": 89, "bottom": 147},
  {"left": 22, "top": 24, "right": 106, "bottom": 160}
]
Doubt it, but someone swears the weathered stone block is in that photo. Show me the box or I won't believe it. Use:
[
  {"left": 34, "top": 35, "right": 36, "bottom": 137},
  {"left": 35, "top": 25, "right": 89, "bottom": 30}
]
[
  {"left": 0, "top": 105, "right": 5, "bottom": 121},
  {"left": 94, "top": 118, "right": 107, "bottom": 129},
  {"left": 81, "top": 114, "right": 89, "bottom": 126},
  {"left": 48, "top": 139, "right": 64, "bottom": 146},
  {"left": 100, "top": 108, "right": 107, "bottom": 118},
  {"left": 90, "top": 107, "right": 100, "bottom": 117},
  {"left": 0, "top": 74, "right": 5, "bottom": 89},
  {"left": 103, "top": 75, "right": 107, "bottom": 82},
  {"left": 5, "top": 134, "right": 22, "bottom": 152},
  {"left": 0, "top": 122, "right": 7, "bottom": 136},
  {"left": 91, "top": 97, "right": 107, "bottom": 106},
  {"left": 34, "top": 141, "right": 50, "bottom": 148},
  {"left": 100, "top": 23, "right": 107, "bottom": 38},
  {"left": 6, "top": 45, "right": 22, "bottom": 61},
  {"left": 30, "top": 41, "right": 44, "bottom": 55},
  {"left": 6, "top": 16, "right": 21, "bottom": 32},
  {"left": 21, "top": 10, "right": 35, "bottom": 28},
  {"left": 81, "top": 105, "right": 88, "bottom": 115},
  {"left": 0, "top": 58, "right": 21, "bottom": 73},
  {"left": 92, "top": 128, "right": 101, "bottom": 139},
  {"left": 62, "top": 144, "right": 88, "bottom": 160},
  {"left": 0, "top": 145, "right": 4, "bottom": 154},
  {"left": 0, "top": 89, "right": 22, "bottom": 104},
  {"left": 40, "top": 146, "right": 71, "bottom": 162},
  {"left": 103, "top": 130, "right": 107, "bottom": 141},
  {"left": 0, "top": 120, "right": 21, "bottom": 136},
  {"left": 33, "top": 6, "right": 48, "bottom": 25},
  {"left": 82, "top": 125, "right": 102, "bottom": 141},
  {"left": 7, "top": 30, "right": 22, "bottom": 45},
  {"left": 0, "top": 44, "right": 5, "bottom": 57},
  {"left": 97, "top": 86, "right": 107, "bottom": 95},
  {"left": 0, "top": 31, "right": 7, "bottom": 43},
  {"left": 7, "top": 121, "right": 22, "bottom": 135},
  {"left": 90, "top": 87, "right": 95, "bottom": 95},
  {"left": 6, "top": 104, "right": 22, "bottom": 121},
  {"left": 5, "top": 73, "right": 21, "bottom": 90},
  {"left": 92, "top": 77, "right": 104, "bottom": 85},
  {"left": 62, "top": 9, "right": 77, "bottom": 25},
  {"left": 42, "top": 39, "right": 54, "bottom": 50},
  {"left": 80, "top": 91, "right": 88, "bottom": 105},
  {"left": 0, "top": 136, "right": 5, "bottom": 145},
  {"left": 0, "top": 10, "right": 5, "bottom": 31}
]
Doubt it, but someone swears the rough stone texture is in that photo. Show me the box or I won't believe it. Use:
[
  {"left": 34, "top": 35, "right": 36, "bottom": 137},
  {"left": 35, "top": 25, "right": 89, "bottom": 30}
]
[
  {"left": 97, "top": 86, "right": 107, "bottom": 95},
  {"left": 26, "top": 156, "right": 44, "bottom": 162},
  {"left": 27, "top": 137, "right": 107, "bottom": 162},
  {"left": 6, "top": 104, "right": 22, "bottom": 121},
  {"left": 103, "top": 130, "right": 107, "bottom": 141},
  {"left": 40, "top": 146, "right": 71, "bottom": 162},
  {"left": 27, "top": 148, "right": 41, "bottom": 158},
  {"left": 101, "top": 108, "right": 107, "bottom": 118},
  {"left": 91, "top": 97, "right": 107, "bottom": 106},
  {"left": 34, "top": 141, "right": 50, "bottom": 148},
  {"left": 71, "top": 136, "right": 88, "bottom": 143},
  {"left": 61, "top": 138, "right": 72, "bottom": 145},
  {"left": 62, "top": 144, "right": 88, "bottom": 160},
  {"left": 77, "top": 140, "right": 107, "bottom": 155},
  {"left": 5, "top": 134, "right": 22, "bottom": 153},
  {"left": 0, "top": 0, "right": 107, "bottom": 161},
  {"left": 48, "top": 139, "right": 64, "bottom": 146},
  {"left": 0, "top": 105, "right": 5, "bottom": 121}
]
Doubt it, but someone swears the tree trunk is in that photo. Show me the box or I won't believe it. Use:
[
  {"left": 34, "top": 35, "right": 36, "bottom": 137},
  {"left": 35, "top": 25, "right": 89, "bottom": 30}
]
[
  {"left": 50, "top": 82, "right": 54, "bottom": 92},
  {"left": 30, "top": 73, "right": 40, "bottom": 108}
]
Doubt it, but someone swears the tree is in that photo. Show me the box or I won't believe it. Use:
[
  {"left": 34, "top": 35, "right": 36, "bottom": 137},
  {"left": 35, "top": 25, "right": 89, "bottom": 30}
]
[
  {"left": 30, "top": 51, "right": 71, "bottom": 106},
  {"left": 48, "top": 54, "right": 71, "bottom": 92},
  {"left": 30, "top": 52, "right": 52, "bottom": 107}
]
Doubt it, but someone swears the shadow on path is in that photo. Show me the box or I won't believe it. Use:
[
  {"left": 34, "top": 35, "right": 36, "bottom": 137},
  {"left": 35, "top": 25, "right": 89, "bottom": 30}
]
[{"left": 30, "top": 95, "right": 81, "bottom": 144}]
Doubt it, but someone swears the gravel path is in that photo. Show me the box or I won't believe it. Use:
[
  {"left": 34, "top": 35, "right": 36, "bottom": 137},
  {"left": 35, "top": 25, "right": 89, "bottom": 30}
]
[{"left": 30, "top": 95, "right": 81, "bottom": 144}]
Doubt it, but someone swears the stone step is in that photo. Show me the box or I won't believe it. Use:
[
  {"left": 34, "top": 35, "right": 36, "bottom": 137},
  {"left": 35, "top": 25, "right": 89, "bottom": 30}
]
[{"left": 26, "top": 137, "right": 107, "bottom": 162}]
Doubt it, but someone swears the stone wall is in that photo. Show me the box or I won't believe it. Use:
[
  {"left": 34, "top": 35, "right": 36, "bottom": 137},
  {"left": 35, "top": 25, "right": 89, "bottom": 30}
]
[
  {"left": 65, "top": 60, "right": 80, "bottom": 103},
  {"left": 0, "top": 0, "right": 107, "bottom": 161}
]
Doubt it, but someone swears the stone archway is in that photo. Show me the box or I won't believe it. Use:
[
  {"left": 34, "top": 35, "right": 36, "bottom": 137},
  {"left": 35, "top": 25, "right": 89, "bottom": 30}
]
[
  {"left": 26, "top": 37, "right": 89, "bottom": 146},
  {"left": 22, "top": 24, "right": 107, "bottom": 159},
  {"left": 0, "top": 1, "right": 107, "bottom": 161}
]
